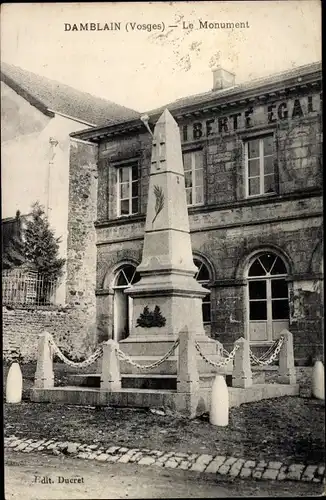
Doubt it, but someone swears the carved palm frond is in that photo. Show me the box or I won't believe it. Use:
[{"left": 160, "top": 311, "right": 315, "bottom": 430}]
[{"left": 152, "top": 185, "right": 165, "bottom": 225}]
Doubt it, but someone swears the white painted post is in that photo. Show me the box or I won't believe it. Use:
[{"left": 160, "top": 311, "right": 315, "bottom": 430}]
[
  {"left": 232, "top": 337, "right": 253, "bottom": 388},
  {"left": 34, "top": 332, "right": 54, "bottom": 389},
  {"left": 6, "top": 362, "right": 23, "bottom": 403},
  {"left": 278, "top": 330, "right": 296, "bottom": 384},
  {"left": 210, "top": 375, "right": 229, "bottom": 426},
  {"left": 312, "top": 360, "right": 325, "bottom": 400},
  {"left": 175, "top": 327, "right": 199, "bottom": 418},
  {"left": 100, "top": 340, "right": 121, "bottom": 391}
]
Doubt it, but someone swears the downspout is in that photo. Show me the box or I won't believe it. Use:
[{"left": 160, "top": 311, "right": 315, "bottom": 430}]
[{"left": 46, "top": 137, "right": 59, "bottom": 217}]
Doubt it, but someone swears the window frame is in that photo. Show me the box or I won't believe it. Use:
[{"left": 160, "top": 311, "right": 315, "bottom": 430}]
[
  {"left": 182, "top": 149, "right": 204, "bottom": 207},
  {"left": 244, "top": 134, "right": 275, "bottom": 198},
  {"left": 193, "top": 256, "right": 212, "bottom": 326},
  {"left": 113, "top": 264, "right": 141, "bottom": 289},
  {"left": 245, "top": 252, "right": 289, "bottom": 344},
  {"left": 116, "top": 162, "right": 139, "bottom": 217}
]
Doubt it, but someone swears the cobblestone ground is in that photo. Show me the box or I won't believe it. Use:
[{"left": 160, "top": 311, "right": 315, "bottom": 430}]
[{"left": 4, "top": 435, "right": 325, "bottom": 484}]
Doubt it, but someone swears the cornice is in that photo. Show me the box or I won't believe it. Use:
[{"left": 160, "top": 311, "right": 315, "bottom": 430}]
[
  {"left": 70, "top": 71, "right": 322, "bottom": 143},
  {"left": 94, "top": 187, "right": 322, "bottom": 230}
]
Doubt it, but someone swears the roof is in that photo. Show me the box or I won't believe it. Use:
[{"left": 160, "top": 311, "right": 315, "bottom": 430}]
[
  {"left": 1, "top": 61, "right": 139, "bottom": 126},
  {"left": 70, "top": 60, "right": 322, "bottom": 141},
  {"left": 148, "top": 61, "right": 322, "bottom": 116}
]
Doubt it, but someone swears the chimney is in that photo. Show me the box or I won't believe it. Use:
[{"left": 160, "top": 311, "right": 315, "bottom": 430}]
[{"left": 212, "top": 65, "right": 235, "bottom": 91}]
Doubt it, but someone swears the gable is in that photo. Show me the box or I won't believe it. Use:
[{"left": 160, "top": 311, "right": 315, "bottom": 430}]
[{"left": 1, "top": 81, "right": 51, "bottom": 142}]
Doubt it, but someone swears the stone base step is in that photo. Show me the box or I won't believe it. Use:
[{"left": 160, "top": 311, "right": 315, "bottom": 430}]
[
  {"left": 68, "top": 373, "right": 178, "bottom": 390},
  {"left": 117, "top": 356, "right": 231, "bottom": 375},
  {"left": 30, "top": 383, "right": 300, "bottom": 412},
  {"left": 65, "top": 371, "right": 266, "bottom": 390},
  {"left": 118, "top": 336, "right": 221, "bottom": 357},
  {"left": 67, "top": 373, "right": 232, "bottom": 390},
  {"left": 31, "top": 386, "right": 177, "bottom": 409}
]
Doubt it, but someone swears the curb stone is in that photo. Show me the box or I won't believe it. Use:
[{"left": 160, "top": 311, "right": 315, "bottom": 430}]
[{"left": 4, "top": 435, "right": 325, "bottom": 484}]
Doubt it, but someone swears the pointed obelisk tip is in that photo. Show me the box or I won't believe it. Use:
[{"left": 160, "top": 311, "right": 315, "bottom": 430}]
[{"left": 156, "top": 108, "right": 176, "bottom": 125}]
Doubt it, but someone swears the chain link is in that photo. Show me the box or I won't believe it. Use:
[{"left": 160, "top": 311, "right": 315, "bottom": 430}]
[
  {"left": 195, "top": 341, "right": 239, "bottom": 368},
  {"left": 47, "top": 334, "right": 104, "bottom": 368},
  {"left": 249, "top": 336, "right": 284, "bottom": 366},
  {"left": 223, "top": 342, "right": 274, "bottom": 361},
  {"left": 115, "top": 338, "right": 180, "bottom": 371},
  {"left": 254, "top": 342, "right": 276, "bottom": 362}
]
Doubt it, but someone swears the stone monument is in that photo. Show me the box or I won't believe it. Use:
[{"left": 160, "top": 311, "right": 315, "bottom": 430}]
[{"left": 121, "top": 109, "right": 220, "bottom": 375}]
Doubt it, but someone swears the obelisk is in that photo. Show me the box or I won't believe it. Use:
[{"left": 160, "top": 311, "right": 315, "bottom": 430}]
[{"left": 125, "top": 109, "right": 209, "bottom": 339}]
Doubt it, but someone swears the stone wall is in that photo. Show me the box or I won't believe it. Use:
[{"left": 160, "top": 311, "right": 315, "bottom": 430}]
[
  {"left": 3, "top": 305, "right": 97, "bottom": 363},
  {"left": 1, "top": 82, "right": 95, "bottom": 305},
  {"left": 2, "top": 136, "right": 100, "bottom": 363},
  {"left": 65, "top": 138, "right": 99, "bottom": 348}
]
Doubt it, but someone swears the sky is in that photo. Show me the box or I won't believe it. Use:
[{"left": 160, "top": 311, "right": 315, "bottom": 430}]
[{"left": 1, "top": 1, "right": 321, "bottom": 113}]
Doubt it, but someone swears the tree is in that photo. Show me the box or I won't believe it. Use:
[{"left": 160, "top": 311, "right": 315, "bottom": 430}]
[
  {"left": 2, "top": 210, "right": 26, "bottom": 270},
  {"left": 23, "top": 202, "right": 65, "bottom": 285}
]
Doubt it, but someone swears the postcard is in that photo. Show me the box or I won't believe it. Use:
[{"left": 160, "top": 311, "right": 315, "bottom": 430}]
[{"left": 2, "top": 2, "right": 323, "bottom": 499}]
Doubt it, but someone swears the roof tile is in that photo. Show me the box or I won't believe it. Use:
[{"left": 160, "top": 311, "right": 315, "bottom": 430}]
[{"left": 1, "top": 62, "right": 139, "bottom": 126}]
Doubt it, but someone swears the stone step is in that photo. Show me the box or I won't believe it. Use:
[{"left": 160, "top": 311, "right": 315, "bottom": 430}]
[
  {"left": 31, "top": 386, "right": 177, "bottom": 409},
  {"left": 118, "top": 337, "right": 221, "bottom": 357},
  {"left": 66, "top": 366, "right": 264, "bottom": 391},
  {"left": 67, "top": 373, "right": 178, "bottom": 390},
  {"left": 65, "top": 371, "right": 239, "bottom": 390},
  {"left": 118, "top": 355, "right": 231, "bottom": 375},
  {"left": 31, "top": 383, "right": 300, "bottom": 411}
]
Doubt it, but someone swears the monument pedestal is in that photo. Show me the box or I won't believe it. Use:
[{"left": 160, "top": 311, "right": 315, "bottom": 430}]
[{"left": 122, "top": 273, "right": 221, "bottom": 376}]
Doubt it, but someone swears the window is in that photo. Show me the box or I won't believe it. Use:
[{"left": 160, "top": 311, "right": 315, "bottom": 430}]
[
  {"left": 245, "top": 135, "right": 275, "bottom": 197},
  {"left": 114, "top": 264, "right": 141, "bottom": 288},
  {"left": 117, "top": 164, "right": 139, "bottom": 217},
  {"left": 247, "top": 252, "right": 289, "bottom": 343},
  {"left": 183, "top": 150, "right": 204, "bottom": 206},
  {"left": 194, "top": 257, "right": 211, "bottom": 325}
]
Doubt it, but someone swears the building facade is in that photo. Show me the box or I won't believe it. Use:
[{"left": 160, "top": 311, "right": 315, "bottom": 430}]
[
  {"left": 71, "top": 62, "right": 323, "bottom": 363},
  {"left": 1, "top": 62, "right": 138, "bottom": 305}
]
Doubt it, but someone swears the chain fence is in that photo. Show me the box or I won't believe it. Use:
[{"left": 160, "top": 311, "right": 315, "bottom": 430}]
[
  {"left": 221, "top": 336, "right": 284, "bottom": 367},
  {"left": 46, "top": 334, "right": 104, "bottom": 369},
  {"left": 42, "top": 330, "right": 284, "bottom": 373},
  {"left": 115, "top": 338, "right": 180, "bottom": 371},
  {"left": 195, "top": 341, "right": 239, "bottom": 368},
  {"left": 249, "top": 336, "right": 284, "bottom": 366}
]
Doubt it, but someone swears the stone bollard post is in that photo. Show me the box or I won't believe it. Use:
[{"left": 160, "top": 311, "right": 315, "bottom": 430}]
[
  {"left": 312, "top": 360, "right": 325, "bottom": 400},
  {"left": 232, "top": 337, "right": 253, "bottom": 388},
  {"left": 100, "top": 340, "right": 121, "bottom": 391},
  {"left": 34, "top": 332, "right": 54, "bottom": 389},
  {"left": 6, "top": 362, "right": 23, "bottom": 403},
  {"left": 210, "top": 375, "right": 229, "bottom": 426},
  {"left": 278, "top": 330, "right": 296, "bottom": 384},
  {"left": 175, "top": 327, "right": 199, "bottom": 418}
]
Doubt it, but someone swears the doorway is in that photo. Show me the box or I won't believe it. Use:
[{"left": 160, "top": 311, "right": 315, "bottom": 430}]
[{"left": 113, "top": 264, "right": 140, "bottom": 342}]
